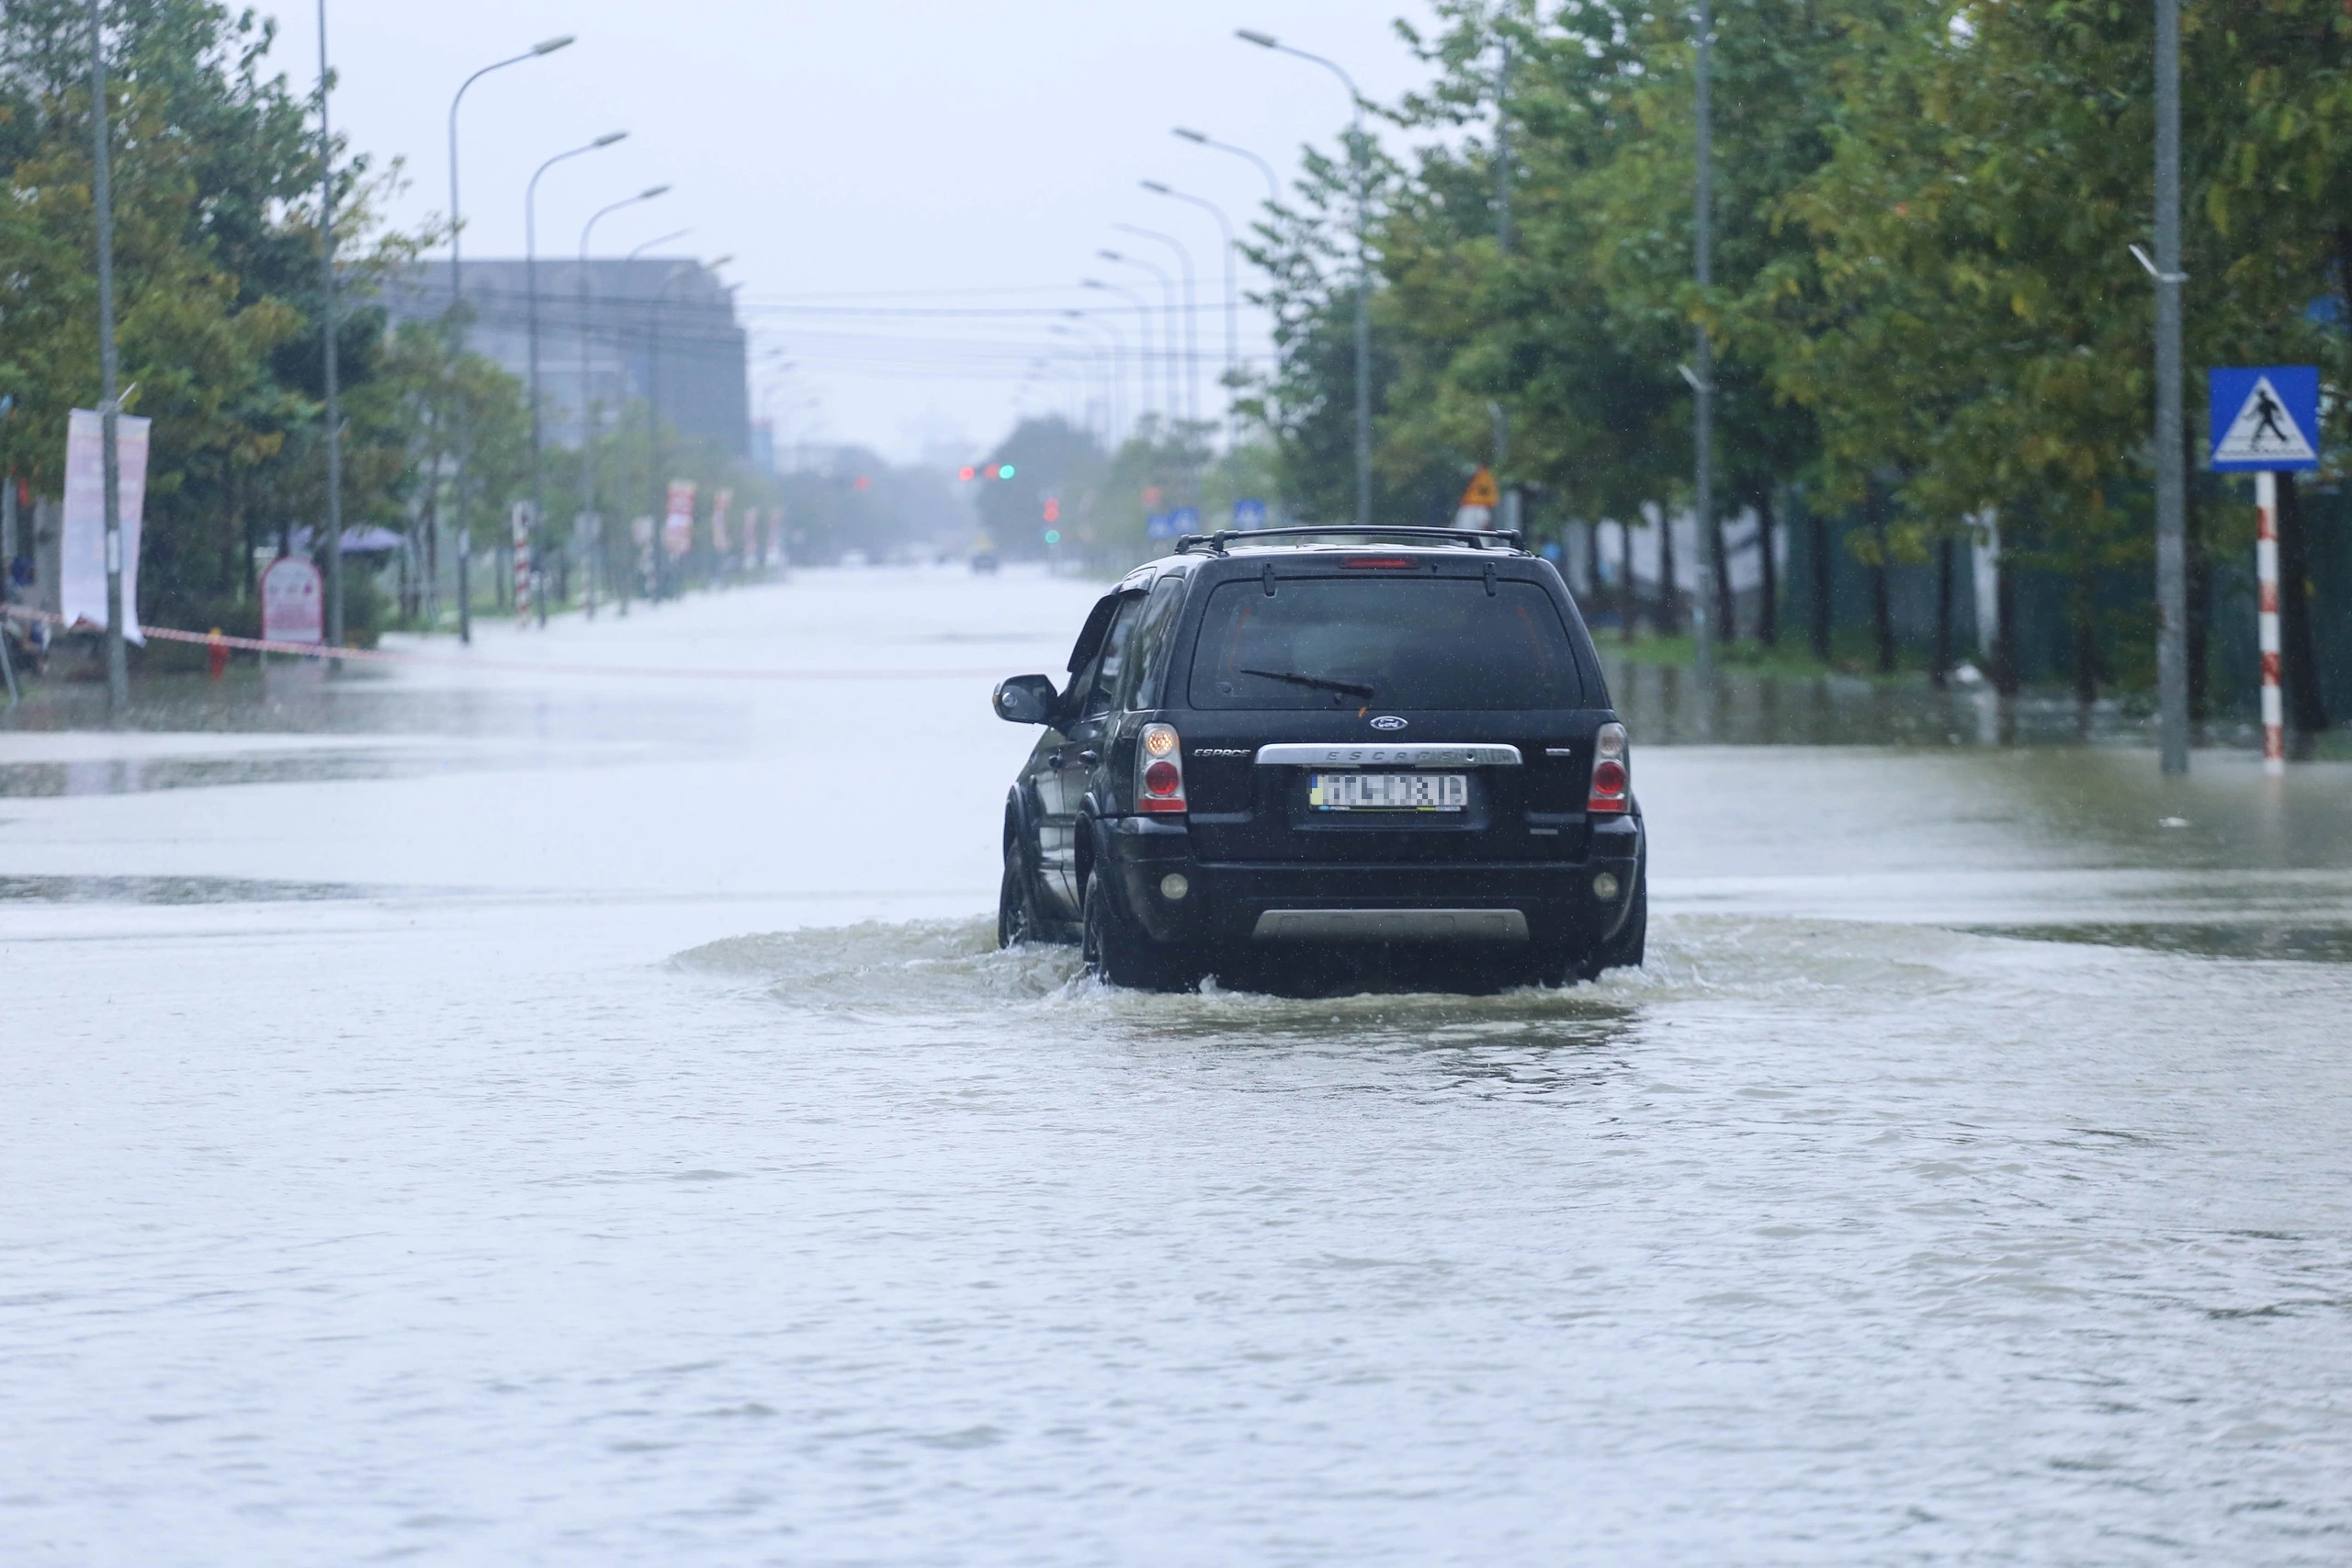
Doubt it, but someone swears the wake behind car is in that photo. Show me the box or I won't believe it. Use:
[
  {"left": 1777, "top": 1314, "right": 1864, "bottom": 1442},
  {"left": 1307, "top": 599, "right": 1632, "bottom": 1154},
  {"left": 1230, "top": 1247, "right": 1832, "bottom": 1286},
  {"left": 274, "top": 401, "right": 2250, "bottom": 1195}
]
[{"left": 992, "top": 526, "right": 1645, "bottom": 991}]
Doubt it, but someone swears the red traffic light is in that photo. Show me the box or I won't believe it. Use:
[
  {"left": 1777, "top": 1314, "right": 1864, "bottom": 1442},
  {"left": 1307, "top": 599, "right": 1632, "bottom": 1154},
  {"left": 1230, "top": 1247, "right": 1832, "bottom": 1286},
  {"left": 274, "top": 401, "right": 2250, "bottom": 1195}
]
[
  {"left": 958, "top": 466, "right": 976, "bottom": 481},
  {"left": 1043, "top": 498, "right": 1061, "bottom": 524}
]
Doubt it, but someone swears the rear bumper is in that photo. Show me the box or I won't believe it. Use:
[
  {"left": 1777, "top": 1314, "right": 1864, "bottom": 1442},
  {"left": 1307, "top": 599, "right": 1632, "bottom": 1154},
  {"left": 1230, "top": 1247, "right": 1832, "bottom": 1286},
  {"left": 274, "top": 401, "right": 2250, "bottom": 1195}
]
[{"left": 1097, "top": 812, "right": 1642, "bottom": 952}]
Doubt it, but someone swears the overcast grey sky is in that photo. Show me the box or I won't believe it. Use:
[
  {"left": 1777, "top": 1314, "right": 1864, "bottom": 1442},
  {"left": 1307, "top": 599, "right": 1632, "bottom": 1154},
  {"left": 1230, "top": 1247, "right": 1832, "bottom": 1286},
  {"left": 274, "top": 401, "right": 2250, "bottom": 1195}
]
[{"left": 264, "top": 1, "right": 1443, "bottom": 465}]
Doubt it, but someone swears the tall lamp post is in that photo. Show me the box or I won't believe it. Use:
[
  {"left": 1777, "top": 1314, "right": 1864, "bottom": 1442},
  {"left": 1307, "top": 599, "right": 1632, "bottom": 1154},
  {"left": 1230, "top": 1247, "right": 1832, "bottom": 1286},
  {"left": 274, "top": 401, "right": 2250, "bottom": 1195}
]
[
  {"left": 1142, "top": 180, "right": 1238, "bottom": 448},
  {"left": 621, "top": 227, "right": 690, "bottom": 600},
  {"left": 1065, "top": 309, "right": 1128, "bottom": 445},
  {"left": 579, "top": 184, "right": 670, "bottom": 615},
  {"left": 1083, "top": 277, "right": 1158, "bottom": 427},
  {"left": 526, "top": 129, "right": 627, "bottom": 626},
  {"left": 646, "top": 255, "right": 729, "bottom": 602},
  {"left": 2152, "top": 0, "right": 2188, "bottom": 773},
  {"left": 1099, "top": 250, "right": 1180, "bottom": 427},
  {"left": 87, "top": 0, "right": 127, "bottom": 711},
  {"left": 1172, "top": 127, "right": 1283, "bottom": 208},
  {"left": 1114, "top": 221, "right": 1200, "bottom": 429},
  {"left": 1690, "top": 0, "right": 1717, "bottom": 687},
  {"left": 1237, "top": 29, "right": 1372, "bottom": 525},
  {"left": 446, "top": 33, "right": 571, "bottom": 646},
  {"left": 315, "top": 0, "right": 346, "bottom": 661}
]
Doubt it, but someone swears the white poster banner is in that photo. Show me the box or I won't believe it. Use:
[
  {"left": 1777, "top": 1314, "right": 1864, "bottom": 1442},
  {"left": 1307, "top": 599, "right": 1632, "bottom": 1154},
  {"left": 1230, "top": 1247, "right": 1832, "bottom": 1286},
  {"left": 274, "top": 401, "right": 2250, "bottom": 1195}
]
[{"left": 61, "top": 408, "right": 151, "bottom": 644}]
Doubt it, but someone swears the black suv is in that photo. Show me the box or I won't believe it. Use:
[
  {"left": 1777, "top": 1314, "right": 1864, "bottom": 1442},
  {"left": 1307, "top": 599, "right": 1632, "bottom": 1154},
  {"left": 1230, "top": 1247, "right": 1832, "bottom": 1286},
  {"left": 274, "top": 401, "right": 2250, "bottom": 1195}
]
[{"left": 992, "top": 527, "right": 1645, "bottom": 991}]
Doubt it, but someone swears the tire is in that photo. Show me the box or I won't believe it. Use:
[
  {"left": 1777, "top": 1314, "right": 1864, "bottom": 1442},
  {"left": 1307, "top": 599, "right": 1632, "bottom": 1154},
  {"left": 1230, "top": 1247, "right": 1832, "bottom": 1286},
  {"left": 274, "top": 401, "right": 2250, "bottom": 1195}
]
[
  {"left": 1081, "top": 870, "right": 1194, "bottom": 991},
  {"left": 997, "top": 842, "right": 1046, "bottom": 948}
]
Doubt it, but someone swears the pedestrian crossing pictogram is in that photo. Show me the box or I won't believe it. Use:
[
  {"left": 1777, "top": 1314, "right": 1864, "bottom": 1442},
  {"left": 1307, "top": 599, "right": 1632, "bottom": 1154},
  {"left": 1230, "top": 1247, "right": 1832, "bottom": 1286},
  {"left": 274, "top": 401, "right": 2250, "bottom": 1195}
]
[{"left": 2209, "top": 366, "right": 2320, "bottom": 472}]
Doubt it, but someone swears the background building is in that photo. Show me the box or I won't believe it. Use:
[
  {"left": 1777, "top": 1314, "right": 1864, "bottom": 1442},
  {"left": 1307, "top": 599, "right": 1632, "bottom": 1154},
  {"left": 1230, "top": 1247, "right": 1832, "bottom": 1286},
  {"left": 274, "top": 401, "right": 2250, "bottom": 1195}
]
[{"left": 384, "top": 258, "right": 749, "bottom": 457}]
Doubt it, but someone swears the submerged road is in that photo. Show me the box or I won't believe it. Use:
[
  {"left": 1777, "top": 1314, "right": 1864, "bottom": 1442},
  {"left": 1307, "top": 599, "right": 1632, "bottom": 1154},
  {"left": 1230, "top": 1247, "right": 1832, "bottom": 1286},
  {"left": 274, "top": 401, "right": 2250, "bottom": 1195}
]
[{"left": 3, "top": 566, "right": 2348, "bottom": 1564}]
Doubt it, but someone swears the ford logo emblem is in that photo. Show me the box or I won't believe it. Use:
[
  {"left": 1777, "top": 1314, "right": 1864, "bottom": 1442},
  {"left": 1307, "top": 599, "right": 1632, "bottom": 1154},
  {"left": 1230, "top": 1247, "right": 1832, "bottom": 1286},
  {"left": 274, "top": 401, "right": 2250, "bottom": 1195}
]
[{"left": 1369, "top": 715, "right": 1408, "bottom": 731}]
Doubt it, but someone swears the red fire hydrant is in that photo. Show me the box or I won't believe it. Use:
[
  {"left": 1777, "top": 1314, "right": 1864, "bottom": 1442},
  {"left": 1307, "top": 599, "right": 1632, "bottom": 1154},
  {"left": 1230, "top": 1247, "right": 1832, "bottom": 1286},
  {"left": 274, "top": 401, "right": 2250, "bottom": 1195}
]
[{"left": 208, "top": 627, "right": 228, "bottom": 680}]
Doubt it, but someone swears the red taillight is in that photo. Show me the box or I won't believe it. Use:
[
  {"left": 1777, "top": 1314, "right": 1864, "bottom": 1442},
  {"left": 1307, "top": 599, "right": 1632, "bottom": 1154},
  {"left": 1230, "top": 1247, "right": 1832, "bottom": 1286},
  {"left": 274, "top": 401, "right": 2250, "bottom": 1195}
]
[
  {"left": 1138, "top": 724, "right": 1187, "bottom": 814},
  {"left": 1588, "top": 723, "right": 1630, "bottom": 814}
]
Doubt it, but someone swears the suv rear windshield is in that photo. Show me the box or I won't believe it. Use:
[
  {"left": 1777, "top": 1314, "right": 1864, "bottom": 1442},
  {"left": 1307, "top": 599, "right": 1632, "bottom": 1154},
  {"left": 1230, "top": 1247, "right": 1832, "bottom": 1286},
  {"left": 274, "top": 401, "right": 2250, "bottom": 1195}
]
[{"left": 1186, "top": 576, "right": 1585, "bottom": 711}]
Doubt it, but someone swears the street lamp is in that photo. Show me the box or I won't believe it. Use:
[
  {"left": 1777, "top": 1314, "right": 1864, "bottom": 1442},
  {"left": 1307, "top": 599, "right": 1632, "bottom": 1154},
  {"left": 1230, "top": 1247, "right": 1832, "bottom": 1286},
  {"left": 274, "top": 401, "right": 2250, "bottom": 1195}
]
[
  {"left": 86, "top": 0, "right": 127, "bottom": 709},
  {"left": 579, "top": 184, "right": 669, "bottom": 615},
  {"left": 1237, "top": 28, "right": 1373, "bottom": 525},
  {"left": 621, "top": 227, "right": 688, "bottom": 600},
  {"left": 316, "top": 0, "right": 345, "bottom": 660},
  {"left": 1172, "top": 127, "right": 1283, "bottom": 208},
  {"left": 1114, "top": 221, "right": 1198, "bottom": 428},
  {"left": 1065, "top": 309, "right": 1127, "bottom": 444},
  {"left": 646, "top": 254, "right": 729, "bottom": 600},
  {"left": 1083, "top": 278, "right": 1158, "bottom": 427},
  {"left": 445, "top": 33, "right": 571, "bottom": 645},
  {"left": 1143, "top": 180, "right": 1238, "bottom": 448},
  {"left": 1099, "top": 250, "right": 1179, "bottom": 426},
  {"left": 526, "top": 129, "right": 627, "bottom": 626}
]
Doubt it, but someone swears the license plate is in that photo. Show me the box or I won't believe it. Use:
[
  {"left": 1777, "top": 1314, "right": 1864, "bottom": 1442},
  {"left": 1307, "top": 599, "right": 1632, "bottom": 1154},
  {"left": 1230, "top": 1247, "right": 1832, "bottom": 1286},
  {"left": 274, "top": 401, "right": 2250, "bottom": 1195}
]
[{"left": 1307, "top": 772, "right": 1468, "bottom": 811}]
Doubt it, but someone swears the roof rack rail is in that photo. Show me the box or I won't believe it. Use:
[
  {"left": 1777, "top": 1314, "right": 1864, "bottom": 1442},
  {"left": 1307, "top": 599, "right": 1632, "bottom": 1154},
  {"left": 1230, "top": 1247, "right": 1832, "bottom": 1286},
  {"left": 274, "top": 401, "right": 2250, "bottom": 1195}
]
[{"left": 1171, "top": 525, "right": 1526, "bottom": 558}]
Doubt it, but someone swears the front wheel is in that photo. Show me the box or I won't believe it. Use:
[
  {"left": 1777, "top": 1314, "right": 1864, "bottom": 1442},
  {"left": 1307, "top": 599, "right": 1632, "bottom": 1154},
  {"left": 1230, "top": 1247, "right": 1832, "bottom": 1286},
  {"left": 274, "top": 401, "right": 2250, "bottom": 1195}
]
[
  {"left": 998, "top": 845, "right": 1046, "bottom": 948},
  {"left": 1081, "top": 873, "right": 1195, "bottom": 991}
]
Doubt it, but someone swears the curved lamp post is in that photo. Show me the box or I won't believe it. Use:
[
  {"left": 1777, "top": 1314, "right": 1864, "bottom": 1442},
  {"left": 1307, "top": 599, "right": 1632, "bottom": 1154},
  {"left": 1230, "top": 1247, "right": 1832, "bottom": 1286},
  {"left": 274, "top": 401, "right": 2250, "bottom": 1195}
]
[
  {"left": 1114, "top": 221, "right": 1199, "bottom": 428},
  {"left": 1082, "top": 277, "right": 1159, "bottom": 427},
  {"left": 1098, "top": 249, "right": 1179, "bottom": 427},
  {"left": 444, "top": 33, "right": 571, "bottom": 644},
  {"left": 1172, "top": 127, "right": 1283, "bottom": 208},
  {"left": 1237, "top": 28, "right": 1372, "bottom": 525},
  {"left": 1143, "top": 180, "right": 1238, "bottom": 447},
  {"left": 578, "top": 184, "right": 669, "bottom": 614},
  {"left": 525, "top": 130, "right": 626, "bottom": 624}
]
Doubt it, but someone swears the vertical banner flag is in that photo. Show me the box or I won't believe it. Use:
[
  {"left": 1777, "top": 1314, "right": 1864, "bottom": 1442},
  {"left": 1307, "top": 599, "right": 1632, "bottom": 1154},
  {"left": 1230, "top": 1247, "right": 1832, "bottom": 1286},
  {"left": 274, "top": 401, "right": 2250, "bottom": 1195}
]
[
  {"left": 60, "top": 408, "right": 152, "bottom": 642},
  {"left": 664, "top": 480, "right": 695, "bottom": 559}
]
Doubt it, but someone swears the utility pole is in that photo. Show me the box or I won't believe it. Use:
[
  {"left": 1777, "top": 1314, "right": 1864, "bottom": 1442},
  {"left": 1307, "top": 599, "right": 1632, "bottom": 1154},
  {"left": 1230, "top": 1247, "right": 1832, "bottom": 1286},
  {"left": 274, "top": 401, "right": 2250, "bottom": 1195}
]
[
  {"left": 2153, "top": 0, "right": 2189, "bottom": 773},
  {"left": 89, "top": 0, "right": 128, "bottom": 713},
  {"left": 317, "top": 0, "right": 345, "bottom": 660},
  {"left": 1690, "top": 0, "right": 1717, "bottom": 687},
  {"left": 1494, "top": 28, "right": 1520, "bottom": 537}
]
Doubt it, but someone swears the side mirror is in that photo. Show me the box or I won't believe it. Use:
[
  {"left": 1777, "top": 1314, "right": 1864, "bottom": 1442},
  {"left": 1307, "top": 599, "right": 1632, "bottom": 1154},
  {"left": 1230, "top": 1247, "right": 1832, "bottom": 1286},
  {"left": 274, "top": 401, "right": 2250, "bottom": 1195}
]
[{"left": 992, "top": 673, "right": 1060, "bottom": 726}]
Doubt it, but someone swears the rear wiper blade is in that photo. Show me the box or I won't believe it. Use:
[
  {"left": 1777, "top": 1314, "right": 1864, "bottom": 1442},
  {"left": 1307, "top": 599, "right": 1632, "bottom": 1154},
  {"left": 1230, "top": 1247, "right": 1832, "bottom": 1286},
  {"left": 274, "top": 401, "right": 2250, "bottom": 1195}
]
[{"left": 1239, "top": 667, "right": 1376, "bottom": 698}]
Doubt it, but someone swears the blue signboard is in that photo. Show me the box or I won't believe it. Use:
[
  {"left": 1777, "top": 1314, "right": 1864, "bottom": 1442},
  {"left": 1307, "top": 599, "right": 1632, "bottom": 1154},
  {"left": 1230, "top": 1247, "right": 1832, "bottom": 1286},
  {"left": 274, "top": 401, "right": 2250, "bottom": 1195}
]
[
  {"left": 1168, "top": 507, "right": 1200, "bottom": 536},
  {"left": 1233, "top": 498, "right": 1269, "bottom": 530},
  {"left": 1144, "top": 512, "right": 1178, "bottom": 540},
  {"left": 2210, "top": 367, "right": 2320, "bottom": 472}
]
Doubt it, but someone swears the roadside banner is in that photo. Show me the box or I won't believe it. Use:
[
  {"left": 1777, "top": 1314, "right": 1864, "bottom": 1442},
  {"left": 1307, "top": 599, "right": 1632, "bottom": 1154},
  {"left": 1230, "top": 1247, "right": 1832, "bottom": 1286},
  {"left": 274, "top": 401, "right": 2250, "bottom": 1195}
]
[
  {"left": 712, "top": 488, "right": 733, "bottom": 553},
  {"left": 60, "top": 408, "right": 151, "bottom": 643},
  {"left": 259, "top": 555, "right": 323, "bottom": 644},
  {"left": 664, "top": 479, "right": 695, "bottom": 558}
]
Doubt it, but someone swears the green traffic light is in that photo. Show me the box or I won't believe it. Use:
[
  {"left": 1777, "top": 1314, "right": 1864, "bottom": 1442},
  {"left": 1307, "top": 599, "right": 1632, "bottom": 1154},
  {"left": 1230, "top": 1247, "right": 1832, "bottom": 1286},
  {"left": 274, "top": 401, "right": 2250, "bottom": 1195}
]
[
  {"left": 1043, "top": 529, "right": 1061, "bottom": 545},
  {"left": 1000, "top": 464, "right": 1016, "bottom": 479}
]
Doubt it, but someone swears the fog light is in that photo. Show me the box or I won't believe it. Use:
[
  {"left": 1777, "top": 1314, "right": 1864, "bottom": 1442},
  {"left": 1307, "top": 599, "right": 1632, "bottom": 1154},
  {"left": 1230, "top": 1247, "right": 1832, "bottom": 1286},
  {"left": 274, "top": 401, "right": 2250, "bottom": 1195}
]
[
  {"left": 1159, "top": 873, "right": 1190, "bottom": 901},
  {"left": 1591, "top": 872, "right": 1621, "bottom": 901}
]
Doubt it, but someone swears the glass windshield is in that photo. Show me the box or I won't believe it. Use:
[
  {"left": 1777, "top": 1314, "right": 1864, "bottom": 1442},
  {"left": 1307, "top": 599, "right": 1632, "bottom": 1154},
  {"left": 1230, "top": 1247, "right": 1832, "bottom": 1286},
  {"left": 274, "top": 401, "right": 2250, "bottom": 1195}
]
[{"left": 1186, "top": 577, "right": 1584, "bottom": 711}]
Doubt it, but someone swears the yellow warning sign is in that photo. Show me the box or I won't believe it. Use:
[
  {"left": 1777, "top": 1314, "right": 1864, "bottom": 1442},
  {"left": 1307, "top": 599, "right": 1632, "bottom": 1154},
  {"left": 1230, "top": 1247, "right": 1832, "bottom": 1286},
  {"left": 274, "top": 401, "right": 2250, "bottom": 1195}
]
[{"left": 1460, "top": 466, "right": 1499, "bottom": 508}]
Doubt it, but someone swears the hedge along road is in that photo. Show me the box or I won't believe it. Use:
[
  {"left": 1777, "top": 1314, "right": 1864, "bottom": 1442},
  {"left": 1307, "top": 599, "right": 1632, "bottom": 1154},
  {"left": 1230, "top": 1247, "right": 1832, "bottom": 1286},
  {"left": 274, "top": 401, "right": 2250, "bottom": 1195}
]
[{"left": 1, "top": 562, "right": 2348, "bottom": 1565}]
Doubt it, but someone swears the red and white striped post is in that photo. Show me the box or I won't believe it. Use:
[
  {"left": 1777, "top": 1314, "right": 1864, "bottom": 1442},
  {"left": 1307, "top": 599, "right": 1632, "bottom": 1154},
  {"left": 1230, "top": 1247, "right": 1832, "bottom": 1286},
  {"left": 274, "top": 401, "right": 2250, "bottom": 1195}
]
[
  {"left": 2254, "top": 470, "right": 2284, "bottom": 775},
  {"left": 510, "top": 501, "right": 535, "bottom": 624}
]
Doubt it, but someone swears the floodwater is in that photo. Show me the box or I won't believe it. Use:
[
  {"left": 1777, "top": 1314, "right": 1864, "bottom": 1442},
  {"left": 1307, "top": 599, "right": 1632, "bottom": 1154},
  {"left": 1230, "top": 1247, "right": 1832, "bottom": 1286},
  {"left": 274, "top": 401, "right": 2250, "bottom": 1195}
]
[{"left": 3, "top": 567, "right": 2348, "bottom": 1566}]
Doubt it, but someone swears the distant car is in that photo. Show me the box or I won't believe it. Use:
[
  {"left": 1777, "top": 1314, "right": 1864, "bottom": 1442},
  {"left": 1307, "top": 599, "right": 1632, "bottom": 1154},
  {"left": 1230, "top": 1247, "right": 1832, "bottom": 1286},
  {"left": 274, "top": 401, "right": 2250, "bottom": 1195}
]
[
  {"left": 971, "top": 535, "right": 1001, "bottom": 575},
  {"left": 991, "top": 526, "right": 1645, "bottom": 990}
]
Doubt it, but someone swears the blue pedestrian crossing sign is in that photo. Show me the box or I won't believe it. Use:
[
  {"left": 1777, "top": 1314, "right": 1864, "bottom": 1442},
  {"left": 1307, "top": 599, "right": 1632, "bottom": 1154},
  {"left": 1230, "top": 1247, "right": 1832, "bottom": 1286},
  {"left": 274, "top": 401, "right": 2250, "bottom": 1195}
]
[
  {"left": 1232, "top": 498, "right": 1269, "bottom": 530},
  {"left": 2209, "top": 367, "right": 2320, "bottom": 472}
]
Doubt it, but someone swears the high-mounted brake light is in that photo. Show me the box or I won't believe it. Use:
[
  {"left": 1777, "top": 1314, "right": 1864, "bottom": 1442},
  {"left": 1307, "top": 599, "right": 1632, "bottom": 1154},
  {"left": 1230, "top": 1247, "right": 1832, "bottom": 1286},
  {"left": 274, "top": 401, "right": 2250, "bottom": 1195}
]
[
  {"left": 1588, "top": 723, "right": 1630, "bottom": 814},
  {"left": 1138, "top": 723, "right": 1187, "bottom": 814},
  {"left": 1341, "top": 556, "right": 1416, "bottom": 570}
]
